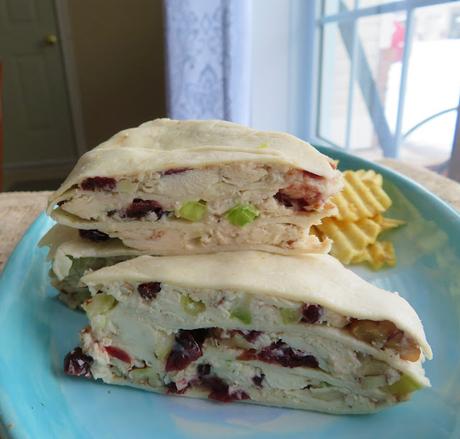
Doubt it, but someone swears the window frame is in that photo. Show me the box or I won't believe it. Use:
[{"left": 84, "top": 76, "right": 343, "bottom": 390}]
[{"left": 300, "top": 0, "right": 460, "bottom": 163}]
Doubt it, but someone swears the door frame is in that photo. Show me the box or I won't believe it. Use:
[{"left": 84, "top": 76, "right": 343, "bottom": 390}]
[
  {"left": 2, "top": 0, "right": 86, "bottom": 190},
  {"left": 54, "top": 0, "right": 87, "bottom": 156}
]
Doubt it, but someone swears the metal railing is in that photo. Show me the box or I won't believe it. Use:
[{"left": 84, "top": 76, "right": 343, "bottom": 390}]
[{"left": 314, "top": 0, "right": 460, "bottom": 161}]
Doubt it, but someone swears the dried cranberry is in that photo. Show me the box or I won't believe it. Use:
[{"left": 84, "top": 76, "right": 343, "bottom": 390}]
[
  {"left": 300, "top": 190, "right": 322, "bottom": 210},
  {"left": 205, "top": 328, "right": 222, "bottom": 339},
  {"left": 79, "top": 229, "right": 110, "bottom": 242},
  {"left": 275, "top": 190, "right": 322, "bottom": 211},
  {"left": 237, "top": 349, "right": 257, "bottom": 361},
  {"left": 197, "top": 363, "right": 211, "bottom": 377},
  {"left": 301, "top": 304, "right": 323, "bottom": 324},
  {"left": 64, "top": 347, "right": 93, "bottom": 378},
  {"left": 231, "top": 330, "right": 262, "bottom": 343},
  {"left": 274, "top": 191, "right": 296, "bottom": 208},
  {"left": 125, "top": 199, "right": 165, "bottom": 219},
  {"left": 80, "top": 177, "right": 116, "bottom": 191},
  {"left": 165, "top": 382, "right": 189, "bottom": 394},
  {"left": 57, "top": 200, "right": 68, "bottom": 207},
  {"left": 302, "top": 170, "right": 323, "bottom": 180},
  {"left": 240, "top": 341, "right": 318, "bottom": 369},
  {"left": 259, "top": 341, "right": 318, "bottom": 368},
  {"left": 274, "top": 168, "right": 326, "bottom": 211},
  {"left": 202, "top": 376, "right": 228, "bottom": 400},
  {"left": 189, "top": 328, "right": 210, "bottom": 346},
  {"left": 201, "top": 376, "right": 249, "bottom": 402},
  {"left": 165, "top": 329, "right": 209, "bottom": 372},
  {"left": 105, "top": 346, "right": 131, "bottom": 363},
  {"left": 252, "top": 372, "right": 265, "bottom": 388},
  {"left": 163, "top": 168, "right": 191, "bottom": 175},
  {"left": 137, "top": 282, "right": 161, "bottom": 300}
]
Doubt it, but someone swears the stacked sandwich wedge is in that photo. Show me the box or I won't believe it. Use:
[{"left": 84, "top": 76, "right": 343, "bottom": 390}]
[{"left": 41, "top": 119, "right": 432, "bottom": 414}]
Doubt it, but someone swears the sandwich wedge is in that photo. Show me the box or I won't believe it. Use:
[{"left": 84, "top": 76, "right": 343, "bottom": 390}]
[
  {"left": 64, "top": 251, "right": 431, "bottom": 414},
  {"left": 39, "top": 225, "right": 141, "bottom": 308},
  {"left": 47, "top": 119, "right": 342, "bottom": 255}
]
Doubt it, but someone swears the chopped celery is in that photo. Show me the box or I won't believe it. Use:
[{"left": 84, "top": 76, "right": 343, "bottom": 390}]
[
  {"left": 362, "top": 375, "right": 387, "bottom": 390},
  {"left": 177, "top": 200, "right": 207, "bottom": 222},
  {"left": 230, "top": 306, "right": 252, "bottom": 324},
  {"left": 387, "top": 374, "right": 422, "bottom": 399},
  {"left": 82, "top": 293, "right": 117, "bottom": 317},
  {"left": 68, "top": 256, "right": 131, "bottom": 287},
  {"left": 257, "top": 143, "right": 269, "bottom": 149},
  {"left": 280, "top": 308, "right": 301, "bottom": 324},
  {"left": 225, "top": 203, "right": 259, "bottom": 227},
  {"left": 180, "top": 295, "right": 206, "bottom": 315},
  {"left": 156, "top": 336, "right": 175, "bottom": 360}
]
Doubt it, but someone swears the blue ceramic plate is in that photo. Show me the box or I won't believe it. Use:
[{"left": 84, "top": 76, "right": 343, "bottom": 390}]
[{"left": 1, "top": 148, "right": 459, "bottom": 439}]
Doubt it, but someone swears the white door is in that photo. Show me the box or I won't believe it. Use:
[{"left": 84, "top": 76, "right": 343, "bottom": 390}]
[{"left": 0, "top": 0, "right": 77, "bottom": 189}]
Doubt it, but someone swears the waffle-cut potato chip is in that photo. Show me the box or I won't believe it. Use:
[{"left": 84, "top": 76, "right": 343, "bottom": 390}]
[
  {"left": 374, "top": 215, "right": 406, "bottom": 231},
  {"left": 313, "top": 169, "right": 405, "bottom": 270},
  {"left": 332, "top": 170, "right": 392, "bottom": 222},
  {"left": 316, "top": 216, "right": 383, "bottom": 264},
  {"left": 351, "top": 241, "right": 396, "bottom": 270},
  {"left": 357, "top": 169, "right": 383, "bottom": 184}
]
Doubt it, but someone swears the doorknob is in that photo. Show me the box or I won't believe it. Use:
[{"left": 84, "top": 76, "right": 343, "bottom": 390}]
[{"left": 45, "top": 34, "right": 58, "bottom": 45}]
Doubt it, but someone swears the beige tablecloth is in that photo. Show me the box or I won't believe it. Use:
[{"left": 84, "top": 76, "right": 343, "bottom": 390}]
[{"left": 0, "top": 161, "right": 459, "bottom": 273}]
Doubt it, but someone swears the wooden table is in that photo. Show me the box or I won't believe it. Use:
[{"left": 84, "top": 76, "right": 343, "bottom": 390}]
[{"left": 0, "top": 160, "right": 459, "bottom": 272}]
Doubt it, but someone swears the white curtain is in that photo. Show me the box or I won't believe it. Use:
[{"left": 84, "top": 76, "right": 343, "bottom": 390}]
[{"left": 164, "top": 0, "right": 251, "bottom": 124}]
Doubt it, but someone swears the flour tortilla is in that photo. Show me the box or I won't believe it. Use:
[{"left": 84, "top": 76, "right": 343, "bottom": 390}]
[{"left": 47, "top": 119, "right": 338, "bottom": 213}]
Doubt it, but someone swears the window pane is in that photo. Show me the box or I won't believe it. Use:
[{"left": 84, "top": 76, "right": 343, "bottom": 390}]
[
  {"left": 399, "top": 2, "right": 460, "bottom": 167},
  {"left": 349, "top": 11, "right": 405, "bottom": 151},
  {"left": 358, "top": 0, "right": 397, "bottom": 8},
  {"left": 317, "top": 0, "right": 460, "bottom": 168},
  {"left": 318, "top": 22, "right": 352, "bottom": 146},
  {"left": 324, "top": 0, "right": 355, "bottom": 16}
]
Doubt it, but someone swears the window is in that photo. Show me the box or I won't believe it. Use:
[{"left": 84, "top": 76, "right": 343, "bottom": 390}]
[{"left": 313, "top": 0, "right": 460, "bottom": 171}]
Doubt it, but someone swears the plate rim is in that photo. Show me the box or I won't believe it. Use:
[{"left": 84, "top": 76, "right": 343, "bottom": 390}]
[
  {"left": 0, "top": 146, "right": 459, "bottom": 438},
  {"left": 315, "top": 145, "right": 460, "bottom": 222}
]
